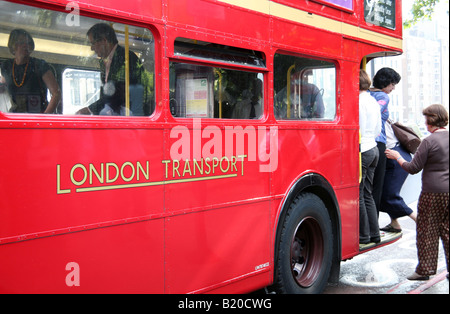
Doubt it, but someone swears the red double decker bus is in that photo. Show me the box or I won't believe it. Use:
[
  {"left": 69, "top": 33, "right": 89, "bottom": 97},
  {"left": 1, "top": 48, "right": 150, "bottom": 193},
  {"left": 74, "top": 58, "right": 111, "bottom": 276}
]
[{"left": 0, "top": 0, "right": 403, "bottom": 293}]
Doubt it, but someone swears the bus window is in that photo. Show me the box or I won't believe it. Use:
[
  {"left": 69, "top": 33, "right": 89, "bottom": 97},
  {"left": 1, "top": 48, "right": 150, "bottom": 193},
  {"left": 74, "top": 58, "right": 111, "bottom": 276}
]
[
  {"left": 170, "top": 62, "right": 264, "bottom": 119},
  {"left": 62, "top": 69, "right": 101, "bottom": 115},
  {"left": 174, "top": 38, "right": 266, "bottom": 69},
  {"left": 274, "top": 53, "right": 336, "bottom": 120},
  {"left": 0, "top": 1, "right": 155, "bottom": 116}
]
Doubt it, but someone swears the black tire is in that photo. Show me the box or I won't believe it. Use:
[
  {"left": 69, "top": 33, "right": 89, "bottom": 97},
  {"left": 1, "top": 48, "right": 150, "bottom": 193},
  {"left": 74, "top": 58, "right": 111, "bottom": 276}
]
[{"left": 274, "top": 193, "right": 333, "bottom": 294}]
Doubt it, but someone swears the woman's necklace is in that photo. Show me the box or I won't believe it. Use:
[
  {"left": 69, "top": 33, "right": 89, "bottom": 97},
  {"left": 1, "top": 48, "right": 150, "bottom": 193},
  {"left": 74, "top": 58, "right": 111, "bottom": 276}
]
[{"left": 12, "top": 59, "right": 29, "bottom": 87}]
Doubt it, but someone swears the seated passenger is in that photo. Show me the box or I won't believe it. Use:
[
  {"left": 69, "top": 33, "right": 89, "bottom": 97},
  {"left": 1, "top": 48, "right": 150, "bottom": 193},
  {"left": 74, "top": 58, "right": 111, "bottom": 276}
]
[
  {"left": 0, "top": 29, "right": 61, "bottom": 113},
  {"left": 275, "top": 70, "right": 324, "bottom": 119},
  {"left": 232, "top": 89, "right": 253, "bottom": 119},
  {"left": 299, "top": 80, "right": 324, "bottom": 119},
  {"left": 77, "top": 23, "right": 153, "bottom": 116},
  {"left": 231, "top": 78, "right": 262, "bottom": 119}
]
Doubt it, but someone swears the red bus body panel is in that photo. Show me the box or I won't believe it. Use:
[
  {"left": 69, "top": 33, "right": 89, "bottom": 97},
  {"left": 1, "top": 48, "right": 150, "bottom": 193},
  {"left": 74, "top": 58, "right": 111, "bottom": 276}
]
[{"left": 0, "top": 0, "right": 402, "bottom": 293}]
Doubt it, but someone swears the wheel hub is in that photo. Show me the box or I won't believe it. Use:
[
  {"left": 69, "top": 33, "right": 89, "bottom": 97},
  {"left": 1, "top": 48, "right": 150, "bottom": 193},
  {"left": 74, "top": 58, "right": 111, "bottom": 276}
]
[{"left": 290, "top": 217, "right": 324, "bottom": 288}]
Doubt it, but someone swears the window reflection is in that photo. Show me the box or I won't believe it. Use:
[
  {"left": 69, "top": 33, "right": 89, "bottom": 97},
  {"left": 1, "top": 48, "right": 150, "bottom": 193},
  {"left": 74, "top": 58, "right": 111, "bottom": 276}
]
[{"left": 274, "top": 53, "right": 336, "bottom": 120}]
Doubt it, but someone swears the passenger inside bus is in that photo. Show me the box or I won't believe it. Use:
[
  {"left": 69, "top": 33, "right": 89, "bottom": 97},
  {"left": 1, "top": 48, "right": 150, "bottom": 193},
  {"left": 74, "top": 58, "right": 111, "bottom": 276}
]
[
  {"left": 170, "top": 62, "right": 263, "bottom": 119},
  {"left": 217, "top": 71, "right": 263, "bottom": 119},
  {"left": 231, "top": 77, "right": 263, "bottom": 119},
  {"left": 0, "top": 29, "right": 61, "bottom": 114},
  {"left": 274, "top": 68, "right": 324, "bottom": 120},
  {"left": 77, "top": 23, "right": 153, "bottom": 116}
]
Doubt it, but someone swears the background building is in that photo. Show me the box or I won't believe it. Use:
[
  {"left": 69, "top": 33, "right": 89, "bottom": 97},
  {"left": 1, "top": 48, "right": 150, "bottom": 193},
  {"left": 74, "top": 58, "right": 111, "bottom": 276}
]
[{"left": 367, "top": 0, "right": 449, "bottom": 134}]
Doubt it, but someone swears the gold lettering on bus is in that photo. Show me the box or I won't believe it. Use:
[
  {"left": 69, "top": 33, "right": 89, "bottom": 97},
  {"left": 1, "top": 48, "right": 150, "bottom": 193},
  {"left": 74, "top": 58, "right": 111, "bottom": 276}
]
[
  {"left": 57, "top": 164, "right": 71, "bottom": 194},
  {"left": 71, "top": 164, "right": 87, "bottom": 186},
  {"left": 90, "top": 163, "right": 104, "bottom": 184},
  {"left": 56, "top": 161, "right": 150, "bottom": 194},
  {"left": 106, "top": 163, "right": 119, "bottom": 183},
  {"left": 56, "top": 157, "right": 244, "bottom": 195},
  {"left": 161, "top": 155, "right": 246, "bottom": 180}
]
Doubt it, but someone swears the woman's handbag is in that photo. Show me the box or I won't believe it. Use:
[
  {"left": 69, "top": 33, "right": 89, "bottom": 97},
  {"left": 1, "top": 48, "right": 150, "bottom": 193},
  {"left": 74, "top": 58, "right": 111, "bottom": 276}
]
[{"left": 387, "top": 119, "right": 421, "bottom": 154}]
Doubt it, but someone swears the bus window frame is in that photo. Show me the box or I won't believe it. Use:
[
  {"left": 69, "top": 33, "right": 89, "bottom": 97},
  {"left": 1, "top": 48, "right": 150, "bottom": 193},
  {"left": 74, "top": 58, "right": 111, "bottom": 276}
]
[
  {"left": 168, "top": 53, "right": 268, "bottom": 121},
  {"left": 174, "top": 38, "right": 266, "bottom": 70},
  {"left": 273, "top": 50, "right": 339, "bottom": 123},
  {"left": 169, "top": 58, "right": 268, "bottom": 121},
  {"left": 0, "top": 1, "right": 159, "bottom": 121}
]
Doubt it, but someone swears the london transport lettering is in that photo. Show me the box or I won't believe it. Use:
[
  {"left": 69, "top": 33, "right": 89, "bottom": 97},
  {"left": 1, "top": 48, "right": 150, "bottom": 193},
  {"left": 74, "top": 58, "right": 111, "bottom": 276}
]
[
  {"left": 56, "top": 156, "right": 247, "bottom": 195},
  {"left": 56, "top": 119, "right": 277, "bottom": 195}
]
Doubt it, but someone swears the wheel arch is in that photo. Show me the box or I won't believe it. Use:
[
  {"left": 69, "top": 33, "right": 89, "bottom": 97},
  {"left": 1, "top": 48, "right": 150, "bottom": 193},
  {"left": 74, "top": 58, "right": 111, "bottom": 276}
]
[{"left": 273, "top": 173, "right": 342, "bottom": 285}]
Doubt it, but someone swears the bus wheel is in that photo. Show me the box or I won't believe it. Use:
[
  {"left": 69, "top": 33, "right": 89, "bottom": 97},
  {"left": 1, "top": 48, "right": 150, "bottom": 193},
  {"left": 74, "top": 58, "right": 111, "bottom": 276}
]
[{"left": 274, "top": 193, "right": 333, "bottom": 294}]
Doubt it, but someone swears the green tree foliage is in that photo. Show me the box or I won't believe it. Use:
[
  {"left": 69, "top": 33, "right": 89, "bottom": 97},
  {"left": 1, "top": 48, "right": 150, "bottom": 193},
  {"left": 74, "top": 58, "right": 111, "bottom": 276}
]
[{"left": 404, "top": 0, "right": 443, "bottom": 28}]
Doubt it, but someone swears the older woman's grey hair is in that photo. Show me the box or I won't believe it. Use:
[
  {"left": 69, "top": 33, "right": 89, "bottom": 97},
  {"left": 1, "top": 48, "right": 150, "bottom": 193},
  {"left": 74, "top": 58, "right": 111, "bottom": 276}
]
[{"left": 423, "top": 104, "right": 449, "bottom": 128}]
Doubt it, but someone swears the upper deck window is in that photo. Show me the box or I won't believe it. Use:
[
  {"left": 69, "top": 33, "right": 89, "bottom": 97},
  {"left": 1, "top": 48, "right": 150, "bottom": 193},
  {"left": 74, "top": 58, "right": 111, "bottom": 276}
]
[{"left": 0, "top": 1, "right": 155, "bottom": 117}]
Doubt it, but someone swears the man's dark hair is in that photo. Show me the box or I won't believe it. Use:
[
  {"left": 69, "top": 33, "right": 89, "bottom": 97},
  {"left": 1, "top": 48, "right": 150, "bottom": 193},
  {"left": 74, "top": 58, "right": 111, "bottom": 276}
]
[{"left": 87, "top": 23, "right": 118, "bottom": 45}]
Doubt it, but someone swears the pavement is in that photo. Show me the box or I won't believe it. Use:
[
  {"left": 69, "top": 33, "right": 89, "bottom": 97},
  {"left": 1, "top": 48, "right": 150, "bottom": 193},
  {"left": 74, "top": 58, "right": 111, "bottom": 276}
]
[{"left": 324, "top": 201, "right": 449, "bottom": 294}]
